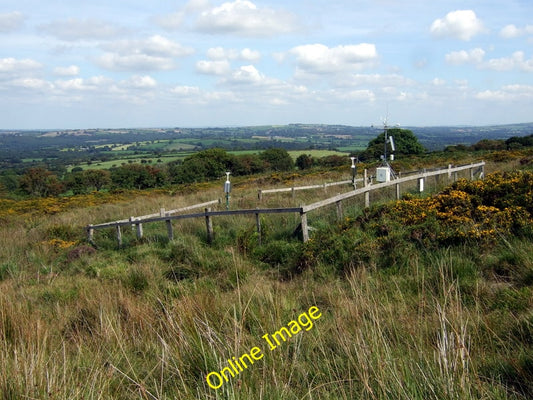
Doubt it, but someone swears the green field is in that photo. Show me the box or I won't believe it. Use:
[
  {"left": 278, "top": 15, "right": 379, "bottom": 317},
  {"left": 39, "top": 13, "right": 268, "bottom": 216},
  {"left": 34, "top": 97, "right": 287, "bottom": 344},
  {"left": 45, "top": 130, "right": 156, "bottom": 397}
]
[{"left": 288, "top": 149, "right": 349, "bottom": 160}]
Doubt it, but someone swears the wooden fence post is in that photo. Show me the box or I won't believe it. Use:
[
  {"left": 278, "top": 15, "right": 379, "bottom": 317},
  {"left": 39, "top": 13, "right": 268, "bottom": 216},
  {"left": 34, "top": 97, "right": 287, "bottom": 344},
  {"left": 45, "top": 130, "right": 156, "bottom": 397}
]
[
  {"left": 395, "top": 183, "right": 401, "bottom": 200},
  {"left": 87, "top": 225, "right": 94, "bottom": 244},
  {"left": 481, "top": 162, "right": 485, "bottom": 179},
  {"left": 205, "top": 208, "right": 214, "bottom": 244},
  {"left": 166, "top": 220, "right": 174, "bottom": 241},
  {"left": 470, "top": 165, "right": 475, "bottom": 180},
  {"left": 116, "top": 225, "right": 122, "bottom": 247},
  {"left": 364, "top": 169, "right": 368, "bottom": 187},
  {"left": 130, "top": 217, "right": 143, "bottom": 239},
  {"left": 291, "top": 187, "right": 296, "bottom": 199},
  {"left": 418, "top": 177, "right": 425, "bottom": 192},
  {"left": 448, "top": 164, "right": 452, "bottom": 179},
  {"left": 336, "top": 200, "right": 343, "bottom": 221},
  {"left": 258, "top": 190, "right": 262, "bottom": 201},
  {"left": 364, "top": 191, "right": 370, "bottom": 208},
  {"left": 300, "top": 211, "right": 309, "bottom": 242},
  {"left": 255, "top": 211, "right": 262, "bottom": 245}
]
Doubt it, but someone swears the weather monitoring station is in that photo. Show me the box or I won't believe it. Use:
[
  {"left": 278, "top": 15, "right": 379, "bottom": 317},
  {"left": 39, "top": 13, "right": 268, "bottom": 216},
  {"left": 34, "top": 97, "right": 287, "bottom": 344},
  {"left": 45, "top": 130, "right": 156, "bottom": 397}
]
[{"left": 376, "top": 122, "right": 397, "bottom": 183}]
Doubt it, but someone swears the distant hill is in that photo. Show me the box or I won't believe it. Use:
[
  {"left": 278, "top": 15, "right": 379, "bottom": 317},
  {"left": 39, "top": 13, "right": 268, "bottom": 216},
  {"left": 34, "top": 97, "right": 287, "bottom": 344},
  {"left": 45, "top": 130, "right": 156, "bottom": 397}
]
[
  {"left": 408, "top": 123, "right": 533, "bottom": 150},
  {"left": 0, "top": 123, "right": 531, "bottom": 169}
]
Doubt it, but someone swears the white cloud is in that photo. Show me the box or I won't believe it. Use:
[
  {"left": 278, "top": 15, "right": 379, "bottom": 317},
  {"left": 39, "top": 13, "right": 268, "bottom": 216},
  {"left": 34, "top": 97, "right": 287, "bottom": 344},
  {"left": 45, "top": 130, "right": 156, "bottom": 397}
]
[
  {"left": 53, "top": 65, "right": 80, "bottom": 76},
  {"left": 288, "top": 43, "right": 378, "bottom": 75},
  {"left": 430, "top": 10, "right": 485, "bottom": 41},
  {"left": 500, "top": 24, "right": 533, "bottom": 39},
  {"left": 169, "top": 85, "right": 238, "bottom": 106},
  {"left": 196, "top": 0, "right": 299, "bottom": 37},
  {"left": 40, "top": 18, "right": 124, "bottom": 41},
  {"left": 483, "top": 51, "right": 533, "bottom": 72},
  {"left": 206, "top": 47, "right": 233, "bottom": 60},
  {"left": 0, "top": 57, "right": 42, "bottom": 73},
  {"left": 476, "top": 84, "right": 533, "bottom": 101},
  {"left": 197, "top": 47, "right": 261, "bottom": 76},
  {"left": 432, "top": 78, "right": 446, "bottom": 86},
  {"left": 10, "top": 78, "right": 51, "bottom": 90},
  {"left": 121, "top": 75, "right": 157, "bottom": 89},
  {"left": 241, "top": 48, "right": 261, "bottom": 62},
  {"left": 153, "top": 11, "right": 185, "bottom": 30},
  {"left": 171, "top": 85, "right": 201, "bottom": 96},
  {"left": 104, "top": 35, "right": 194, "bottom": 58},
  {"left": 54, "top": 76, "right": 113, "bottom": 91},
  {"left": 196, "top": 60, "right": 231, "bottom": 75},
  {"left": 445, "top": 48, "right": 485, "bottom": 65},
  {"left": 227, "top": 65, "right": 264, "bottom": 84},
  {"left": 0, "top": 11, "right": 25, "bottom": 32},
  {"left": 345, "top": 73, "right": 414, "bottom": 88},
  {"left": 206, "top": 47, "right": 260, "bottom": 62},
  {"left": 338, "top": 89, "right": 376, "bottom": 102},
  {"left": 97, "top": 35, "right": 193, "bottom": 71},
  {"left": 97, "top": 53, "right": 176, "bottom": 71}
]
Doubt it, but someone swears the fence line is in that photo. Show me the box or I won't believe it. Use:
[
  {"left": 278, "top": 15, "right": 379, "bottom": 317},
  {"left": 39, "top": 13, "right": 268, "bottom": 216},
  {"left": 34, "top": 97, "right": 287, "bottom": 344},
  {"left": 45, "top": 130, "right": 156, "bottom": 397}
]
[
  {"left": 86, "top": 161, "right": 484, "bottom": 246},
  {"left": 302, "top": 162, "right": 485, "bottom": 213},
  {"left": 257, "top": 179, "right": 363, "bottom": 200}
]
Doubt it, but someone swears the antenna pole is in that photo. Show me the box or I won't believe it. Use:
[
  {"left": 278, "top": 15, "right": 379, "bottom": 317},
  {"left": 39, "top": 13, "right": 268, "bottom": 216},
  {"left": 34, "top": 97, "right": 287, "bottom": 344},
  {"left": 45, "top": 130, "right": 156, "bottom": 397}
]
[{"left": 383, "top": 123, "right": 388, "bottom": 165}]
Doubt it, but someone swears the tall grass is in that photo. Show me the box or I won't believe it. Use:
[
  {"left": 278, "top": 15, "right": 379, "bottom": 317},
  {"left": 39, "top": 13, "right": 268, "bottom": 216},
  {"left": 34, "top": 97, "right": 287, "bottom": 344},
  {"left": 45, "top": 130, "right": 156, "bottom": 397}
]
[{"left": 0, "top": 160, "right": 532, "bottom": 399}]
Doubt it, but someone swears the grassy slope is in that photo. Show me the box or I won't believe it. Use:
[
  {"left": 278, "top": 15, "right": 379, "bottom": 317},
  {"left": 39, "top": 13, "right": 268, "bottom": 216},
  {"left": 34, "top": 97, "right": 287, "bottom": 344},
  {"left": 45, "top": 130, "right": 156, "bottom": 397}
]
[{"left": 1, "top": 152, "right": 533, "bottom": 399}]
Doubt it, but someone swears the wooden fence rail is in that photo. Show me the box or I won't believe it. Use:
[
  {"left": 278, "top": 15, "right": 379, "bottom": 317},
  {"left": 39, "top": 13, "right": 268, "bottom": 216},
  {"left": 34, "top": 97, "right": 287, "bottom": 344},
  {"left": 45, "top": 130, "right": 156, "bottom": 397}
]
[
  {"left": 86, "top": 161, "right": 484, "bottom": 246},
  {"left": 258, "top": 179, "right": 363, "bottom": 200}
]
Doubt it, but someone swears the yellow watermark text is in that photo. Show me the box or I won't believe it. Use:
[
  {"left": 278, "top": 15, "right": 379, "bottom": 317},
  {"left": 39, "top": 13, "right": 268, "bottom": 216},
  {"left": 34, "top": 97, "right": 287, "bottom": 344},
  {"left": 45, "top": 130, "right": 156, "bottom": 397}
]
[{"left": 206, "top": 306, "right": 322, "bottom": 390}]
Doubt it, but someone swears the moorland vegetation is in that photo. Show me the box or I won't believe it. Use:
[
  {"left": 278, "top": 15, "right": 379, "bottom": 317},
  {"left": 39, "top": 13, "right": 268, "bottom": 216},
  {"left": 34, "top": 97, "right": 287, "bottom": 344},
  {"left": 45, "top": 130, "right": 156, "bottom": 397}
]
[{"left": 1, "top": 129, "right": 533, "bottom": 398}]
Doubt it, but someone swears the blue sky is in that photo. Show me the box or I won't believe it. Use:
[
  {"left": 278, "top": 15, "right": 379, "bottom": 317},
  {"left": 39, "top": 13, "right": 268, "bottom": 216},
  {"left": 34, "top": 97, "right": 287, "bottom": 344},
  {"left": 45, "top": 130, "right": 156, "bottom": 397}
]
[{"left": 0, "top": 0, "right": 532, "bottom": 128}]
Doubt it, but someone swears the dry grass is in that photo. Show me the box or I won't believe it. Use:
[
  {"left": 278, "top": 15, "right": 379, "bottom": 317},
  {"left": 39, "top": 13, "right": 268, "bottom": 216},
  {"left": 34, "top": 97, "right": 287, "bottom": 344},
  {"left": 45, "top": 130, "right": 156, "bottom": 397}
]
[{"left": 0, "top": 156, "right": 531, "bottom": 399}]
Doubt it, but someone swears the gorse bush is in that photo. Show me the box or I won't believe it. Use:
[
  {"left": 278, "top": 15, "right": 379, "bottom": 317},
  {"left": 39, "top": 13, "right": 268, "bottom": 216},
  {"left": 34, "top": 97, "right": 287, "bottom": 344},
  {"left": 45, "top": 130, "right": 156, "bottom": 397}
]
[
  {"left": 300, "top": 171, "right": 533, "bottom": 275},
  {"left": 387, "top": 171, "right": 533, "bottom": 244}
]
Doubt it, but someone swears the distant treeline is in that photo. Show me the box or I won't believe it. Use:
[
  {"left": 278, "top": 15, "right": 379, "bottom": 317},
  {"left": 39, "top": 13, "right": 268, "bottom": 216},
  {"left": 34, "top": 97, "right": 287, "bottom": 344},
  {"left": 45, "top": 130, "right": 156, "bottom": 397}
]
[
  {"left": 2, "top": 132, "right": 532, "bottom": 199},
  {"left": 444, "top": 134, "right": 533, "bottom": 152},
  {"left": 1, "top": 148, "right": 352, "bottom": 197}
]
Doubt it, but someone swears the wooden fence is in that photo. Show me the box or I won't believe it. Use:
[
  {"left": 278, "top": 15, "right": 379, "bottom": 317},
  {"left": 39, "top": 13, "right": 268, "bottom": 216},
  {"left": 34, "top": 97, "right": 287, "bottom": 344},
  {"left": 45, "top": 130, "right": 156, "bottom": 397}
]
[
  {"left": 257, "top": 178, "right": 364, "bottom": 200},
  {"left": 86, "top": 161, "right": 484, "bottom": 245}
]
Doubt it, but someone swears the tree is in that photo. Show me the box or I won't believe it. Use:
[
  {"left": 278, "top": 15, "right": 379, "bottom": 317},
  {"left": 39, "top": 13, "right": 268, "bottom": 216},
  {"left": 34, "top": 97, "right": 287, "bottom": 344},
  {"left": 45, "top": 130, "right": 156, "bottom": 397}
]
[
  {"left": 360, "top": 128, "right": 425, "bottom": 161},
  {"left": 232, "top": 154, "right": 266, "bottom": 175},
  {"left": 19, "top": 167, "right": 64, "bottom": 197},
  {"left": 506, "top": 134, "right": 533, "bottom": 149},
  {"left": 83, "top": 170, "right": 111, "bottom": 191},
  {"left": 65, "top": 172, "right": 87, "bottom": 195},
  {"left": 471, "top": 139, "right": 505, "bottom": 151},
  {"left": 111, "top": 164, "right": 167, "bottom": 190},
  {"left": 170, "top": 148, "right": 236, "bottom": 184},
  {"left": 260, "top": 148, "right": 294, "bottom": 172},
  {"left": 296, "top": 154, "right": 314, "bottom": 170},
  {"left": 317, "top": 155, "right": 346, "bottom": 168}
]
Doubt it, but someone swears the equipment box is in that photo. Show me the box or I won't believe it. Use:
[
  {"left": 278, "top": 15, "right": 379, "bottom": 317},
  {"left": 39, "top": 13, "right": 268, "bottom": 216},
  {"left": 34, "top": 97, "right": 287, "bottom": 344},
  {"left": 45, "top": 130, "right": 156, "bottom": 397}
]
[{"left": 376, "top": 167, "right": 391, "bottom": 182}]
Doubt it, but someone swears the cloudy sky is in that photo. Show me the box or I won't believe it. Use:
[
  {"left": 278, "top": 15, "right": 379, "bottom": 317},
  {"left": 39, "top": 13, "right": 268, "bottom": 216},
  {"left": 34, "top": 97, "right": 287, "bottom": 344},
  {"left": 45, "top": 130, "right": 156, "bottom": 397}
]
[{"left": 1, "top": 0, "right": 532, "bottom": 129}]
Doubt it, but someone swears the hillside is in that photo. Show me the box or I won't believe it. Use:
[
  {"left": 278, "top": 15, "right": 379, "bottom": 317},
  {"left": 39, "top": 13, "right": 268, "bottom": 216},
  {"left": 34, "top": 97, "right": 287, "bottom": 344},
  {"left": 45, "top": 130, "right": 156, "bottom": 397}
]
[
  {"left": 1, "top": 151, "right": 533, "bottom": 399},
  {"left": 1, "top": 123, "right": 532, "bottom": 173}
]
